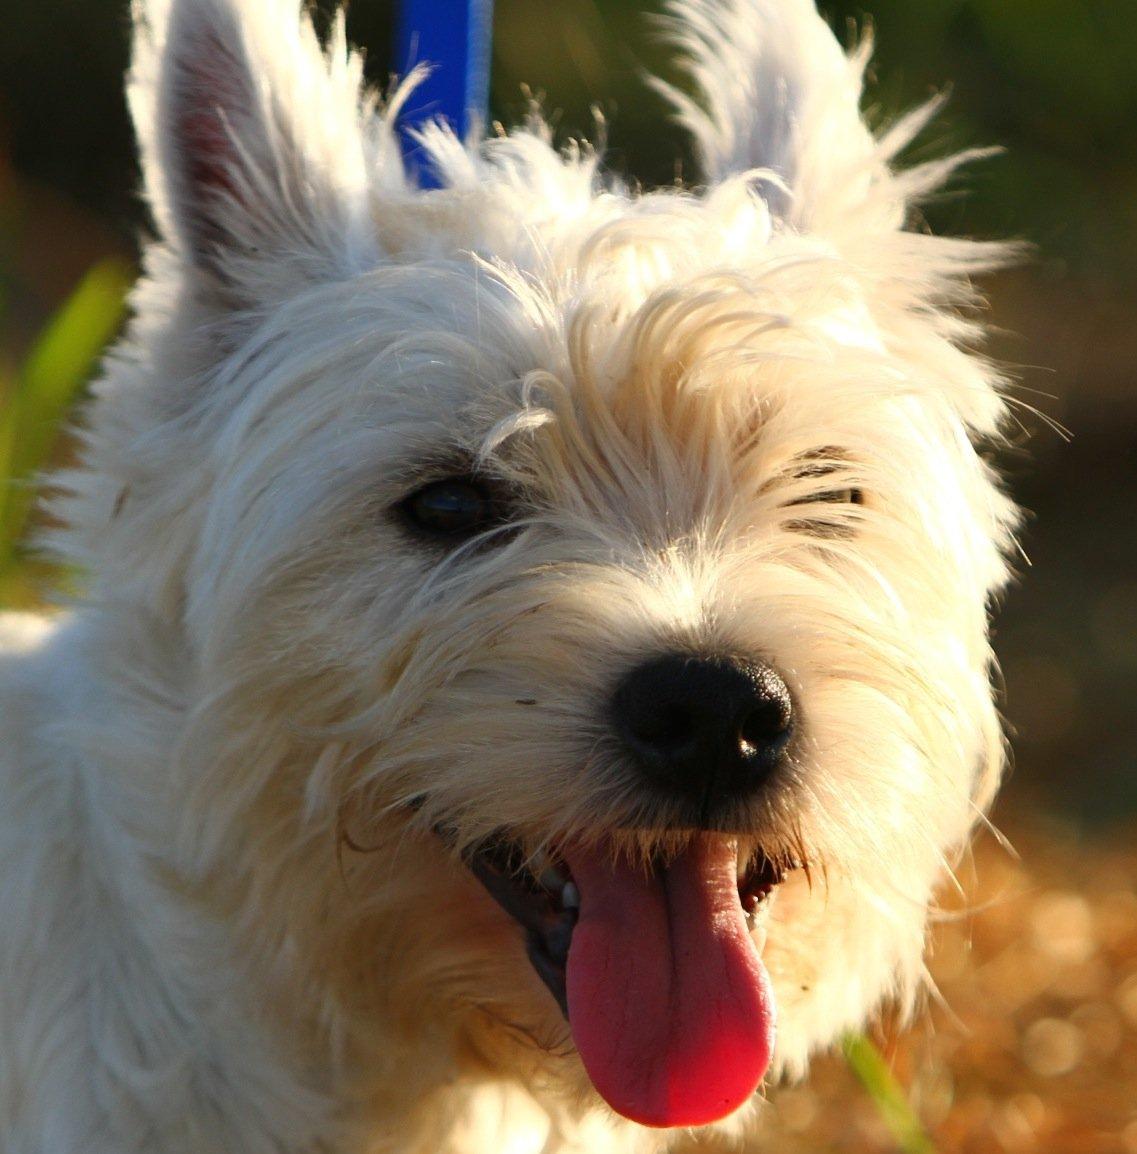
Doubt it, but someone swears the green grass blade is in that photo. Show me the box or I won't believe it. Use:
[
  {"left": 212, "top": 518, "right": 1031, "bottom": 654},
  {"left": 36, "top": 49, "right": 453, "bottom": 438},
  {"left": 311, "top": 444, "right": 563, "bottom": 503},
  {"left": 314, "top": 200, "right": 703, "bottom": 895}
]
[
  {"left": 10, "top": 258, "right": 132, "bottom": 477},
  {"left": 0, "top": 258, "right": 131, "bottom": 571},
  {"left": 843, "top": 1032, "right": 937, "bottom": 1154},
  {"left": 0, "top": 367, "right": 14, "bottom": 495}
]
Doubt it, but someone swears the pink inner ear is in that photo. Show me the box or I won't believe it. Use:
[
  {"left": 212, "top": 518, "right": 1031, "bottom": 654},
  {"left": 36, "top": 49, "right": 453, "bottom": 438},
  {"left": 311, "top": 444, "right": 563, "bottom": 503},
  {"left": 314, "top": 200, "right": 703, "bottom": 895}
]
[
  {"left": 167, "top": 25, "right": 253, "bottom": 260},
  {"left": 178, "top": 104, "right": 242, "bottom": 203}
]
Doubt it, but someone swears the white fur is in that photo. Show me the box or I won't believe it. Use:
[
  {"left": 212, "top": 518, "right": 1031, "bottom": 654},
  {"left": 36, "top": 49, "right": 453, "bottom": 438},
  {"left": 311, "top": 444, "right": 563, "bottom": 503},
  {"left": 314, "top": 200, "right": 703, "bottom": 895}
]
[{"left": 0, "top": 0, "right": 1018, "bottom": 1150}]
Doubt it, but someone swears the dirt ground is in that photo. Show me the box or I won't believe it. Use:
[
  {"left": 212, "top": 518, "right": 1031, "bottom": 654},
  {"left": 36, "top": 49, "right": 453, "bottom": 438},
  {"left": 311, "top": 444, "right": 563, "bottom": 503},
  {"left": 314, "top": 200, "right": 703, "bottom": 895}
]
[{"left": 751, "top": 814, "right": 1137, "bottom": 1153}]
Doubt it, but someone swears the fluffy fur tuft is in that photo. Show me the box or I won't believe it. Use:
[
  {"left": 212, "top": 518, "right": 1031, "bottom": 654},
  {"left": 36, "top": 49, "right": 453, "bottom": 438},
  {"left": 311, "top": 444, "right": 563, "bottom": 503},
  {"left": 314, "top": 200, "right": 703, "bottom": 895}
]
[{"left": 0, "top": 0, "right": 1019, "bottom": 1150}]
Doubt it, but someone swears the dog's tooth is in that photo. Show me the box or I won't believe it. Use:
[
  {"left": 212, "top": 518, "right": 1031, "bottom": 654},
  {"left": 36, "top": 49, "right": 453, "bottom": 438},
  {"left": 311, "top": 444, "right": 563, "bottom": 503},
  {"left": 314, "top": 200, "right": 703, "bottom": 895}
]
[
  {"left": 561, "top": 882, "right": 580, "bottom": 910},
  {"left": 745, "top": 887, "right": 778, "bottom": 933},
  {"left": 531, "top": 848, "right": 569, "bottom": 891}
]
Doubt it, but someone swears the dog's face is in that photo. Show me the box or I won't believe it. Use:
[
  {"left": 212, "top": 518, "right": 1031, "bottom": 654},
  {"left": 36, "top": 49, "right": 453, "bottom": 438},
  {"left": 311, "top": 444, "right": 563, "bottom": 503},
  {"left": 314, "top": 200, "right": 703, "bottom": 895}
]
[{"left": 62, "top": 0, "right": 1018, "bottom": 1133}]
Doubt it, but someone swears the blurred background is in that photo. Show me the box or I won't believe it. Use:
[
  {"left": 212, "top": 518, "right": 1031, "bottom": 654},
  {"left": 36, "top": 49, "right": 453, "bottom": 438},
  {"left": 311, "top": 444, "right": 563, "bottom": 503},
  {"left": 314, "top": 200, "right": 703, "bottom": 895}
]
[{"left": 1, "top": 1, "right": 1134, "bottom": 1149}]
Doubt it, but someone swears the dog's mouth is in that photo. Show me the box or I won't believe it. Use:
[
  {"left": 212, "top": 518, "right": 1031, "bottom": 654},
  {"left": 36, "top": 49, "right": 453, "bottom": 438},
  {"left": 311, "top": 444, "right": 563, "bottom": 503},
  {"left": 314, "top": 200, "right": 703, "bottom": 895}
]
[
  {"left": 464, "top": 839, "right": 582, "bottom": 1017},
  {"left": 465, "top": 838, "right": 786, "bottom": 1017},
  {"left": 461, "top": 830, "right": 794, "bottom": 1128}
]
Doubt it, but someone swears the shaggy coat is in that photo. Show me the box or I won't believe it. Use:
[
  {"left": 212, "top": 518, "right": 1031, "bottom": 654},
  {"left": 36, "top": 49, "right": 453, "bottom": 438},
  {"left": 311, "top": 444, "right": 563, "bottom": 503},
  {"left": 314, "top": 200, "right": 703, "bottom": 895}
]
[{"left": 0, "top": 0, "right": 1017, "bottom": 1150}]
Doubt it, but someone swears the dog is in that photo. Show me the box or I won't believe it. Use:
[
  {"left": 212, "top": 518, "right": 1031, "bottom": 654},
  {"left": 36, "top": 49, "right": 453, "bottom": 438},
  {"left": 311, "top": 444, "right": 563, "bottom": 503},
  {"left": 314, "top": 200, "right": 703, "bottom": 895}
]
[{"left": 0, "top": 0, "right": 1020, "bottom": 1150}]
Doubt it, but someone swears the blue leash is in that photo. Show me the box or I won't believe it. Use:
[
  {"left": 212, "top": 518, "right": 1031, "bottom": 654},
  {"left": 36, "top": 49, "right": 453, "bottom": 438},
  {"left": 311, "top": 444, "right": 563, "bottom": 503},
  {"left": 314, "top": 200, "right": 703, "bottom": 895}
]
[{"left": 394, "top": 0, "right": 495, "bottom": 188}]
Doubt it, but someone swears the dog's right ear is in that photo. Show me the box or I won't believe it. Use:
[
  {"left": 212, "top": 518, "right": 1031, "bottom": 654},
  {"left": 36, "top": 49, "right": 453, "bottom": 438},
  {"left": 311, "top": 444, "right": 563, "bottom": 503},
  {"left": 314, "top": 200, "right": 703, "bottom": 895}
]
[{"left": 129, "top": 0, "right": 406, "bottom": 304}]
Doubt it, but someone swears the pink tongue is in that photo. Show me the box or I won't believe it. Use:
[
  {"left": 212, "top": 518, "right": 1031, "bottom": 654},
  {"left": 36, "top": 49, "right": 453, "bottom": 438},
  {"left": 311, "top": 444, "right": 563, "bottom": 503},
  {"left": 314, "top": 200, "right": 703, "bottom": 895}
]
[{"left": 563, "top": 835, "right": 775, "bottom": 1128}]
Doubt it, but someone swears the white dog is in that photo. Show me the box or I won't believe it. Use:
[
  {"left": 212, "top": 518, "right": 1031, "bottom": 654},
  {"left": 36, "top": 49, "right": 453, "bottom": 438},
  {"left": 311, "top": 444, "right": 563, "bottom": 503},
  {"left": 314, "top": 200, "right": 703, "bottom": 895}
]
[{"left": 0, "top": 0, "right": 1018, "bottom": 1150}]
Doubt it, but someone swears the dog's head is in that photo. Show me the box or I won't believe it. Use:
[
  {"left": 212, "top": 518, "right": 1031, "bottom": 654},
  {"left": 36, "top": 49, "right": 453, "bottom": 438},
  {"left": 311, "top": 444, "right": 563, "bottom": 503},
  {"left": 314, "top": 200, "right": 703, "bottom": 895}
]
[{"left": 61, "top": 0, "right": 1018, "bottom": 1133}]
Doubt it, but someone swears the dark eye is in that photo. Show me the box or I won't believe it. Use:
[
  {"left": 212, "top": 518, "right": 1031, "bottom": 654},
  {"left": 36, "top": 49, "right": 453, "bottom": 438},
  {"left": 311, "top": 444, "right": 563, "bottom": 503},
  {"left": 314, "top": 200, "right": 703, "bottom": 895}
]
[
  {"left": 781, "top": 450, "right": 865, "bottom": 537},
  {"left": 787, "top": 450, "right": 864, "bottom": 509},
  {"left": 796, "top": 486, "right": 864, "bottom": 506},
  {"left": 399, "top": 478, "right": 500, "bottom": 539}
]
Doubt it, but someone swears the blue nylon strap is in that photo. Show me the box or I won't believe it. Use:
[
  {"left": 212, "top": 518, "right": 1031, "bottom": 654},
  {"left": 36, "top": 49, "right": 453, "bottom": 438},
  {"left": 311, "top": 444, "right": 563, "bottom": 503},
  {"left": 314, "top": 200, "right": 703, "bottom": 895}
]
[{"left": 394, "top": 0, "right": 495, "bottom": 188}]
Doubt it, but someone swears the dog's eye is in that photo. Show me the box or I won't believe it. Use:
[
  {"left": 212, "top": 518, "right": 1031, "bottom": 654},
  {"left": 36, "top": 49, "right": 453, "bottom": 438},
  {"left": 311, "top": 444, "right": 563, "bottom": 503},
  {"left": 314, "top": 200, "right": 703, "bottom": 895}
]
[
  {"left": 782, "top": 451, "right": 865, "bottom": 537},
  {"left": 786, "top": 450, "right": 864, "bottom": 509},
  {"left": 794, "top": 486, "right": 864, "bottom": 507},
  {"left": 400, "top": 478, "right": 500, "bottom": 538}
]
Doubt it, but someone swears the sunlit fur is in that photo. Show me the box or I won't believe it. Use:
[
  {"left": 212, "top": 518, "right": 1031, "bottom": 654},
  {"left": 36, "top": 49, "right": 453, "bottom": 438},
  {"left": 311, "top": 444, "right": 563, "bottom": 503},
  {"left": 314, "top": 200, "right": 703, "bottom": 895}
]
[{"left": 0, "top": 0, "right": 1019, "bottom": 1150}]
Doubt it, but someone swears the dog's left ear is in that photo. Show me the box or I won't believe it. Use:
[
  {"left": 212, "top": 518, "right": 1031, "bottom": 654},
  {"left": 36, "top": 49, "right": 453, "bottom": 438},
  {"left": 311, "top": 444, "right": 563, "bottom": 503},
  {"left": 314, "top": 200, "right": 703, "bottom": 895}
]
[
  {"left": 129, "top": 0, "right": 404, "bottom": 304},
  {"left": 656, "top": 0, "right": 953, "bottom": 237}
]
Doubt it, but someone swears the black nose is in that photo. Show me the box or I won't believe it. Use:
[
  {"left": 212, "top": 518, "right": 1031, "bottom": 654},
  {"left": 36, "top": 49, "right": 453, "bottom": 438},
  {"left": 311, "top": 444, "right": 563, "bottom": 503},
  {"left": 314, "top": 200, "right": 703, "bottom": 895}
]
[{"left": 611, "top": 654, "right": 793, "bottom": 815}]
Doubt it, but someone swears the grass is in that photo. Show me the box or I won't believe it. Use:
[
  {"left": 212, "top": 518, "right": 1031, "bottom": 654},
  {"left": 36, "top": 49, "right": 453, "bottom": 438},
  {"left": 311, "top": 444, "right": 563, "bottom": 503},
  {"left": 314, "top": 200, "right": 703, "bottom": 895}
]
[
  {"left": 0, "top": 258, "right": 131, "bottom": 601},
  {"left": 844, "top": 1032, "right": 938, "bottom": 1153}
]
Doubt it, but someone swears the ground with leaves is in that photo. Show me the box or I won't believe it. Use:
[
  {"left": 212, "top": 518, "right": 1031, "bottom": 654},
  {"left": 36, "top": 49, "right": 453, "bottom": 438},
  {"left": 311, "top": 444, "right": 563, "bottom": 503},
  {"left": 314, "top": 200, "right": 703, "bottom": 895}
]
[{"left": 744, "top": 814, "right": 1137, "bottom": 1154}]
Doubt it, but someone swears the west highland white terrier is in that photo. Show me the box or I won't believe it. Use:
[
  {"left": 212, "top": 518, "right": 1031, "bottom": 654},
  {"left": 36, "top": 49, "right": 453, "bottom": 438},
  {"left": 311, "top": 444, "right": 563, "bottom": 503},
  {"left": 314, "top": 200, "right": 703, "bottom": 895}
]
[{"left": 0, "top": 0, "right": 1020, "bottom": 1150}]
